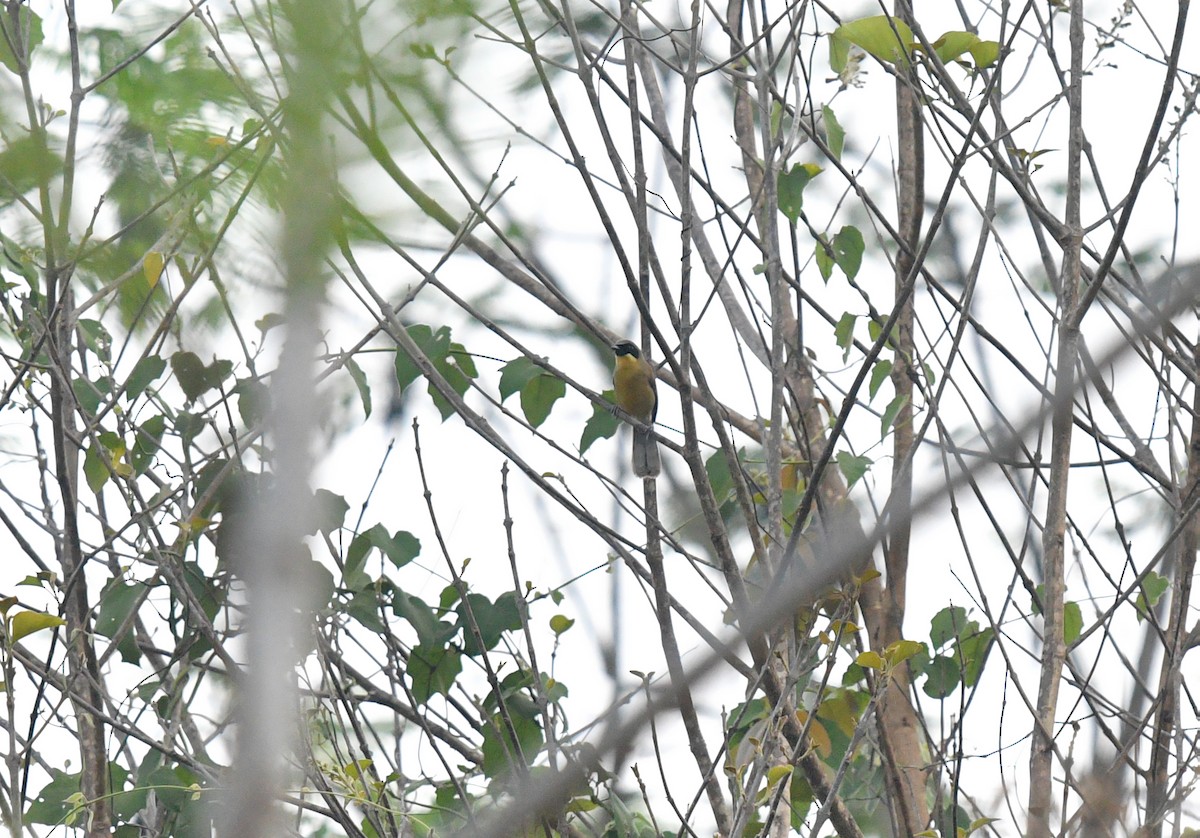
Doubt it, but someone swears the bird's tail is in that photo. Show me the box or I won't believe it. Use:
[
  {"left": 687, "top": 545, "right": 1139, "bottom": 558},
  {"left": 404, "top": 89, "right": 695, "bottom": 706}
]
[{"left": 632, "top": 427, "right": 661, "bottom": 479}]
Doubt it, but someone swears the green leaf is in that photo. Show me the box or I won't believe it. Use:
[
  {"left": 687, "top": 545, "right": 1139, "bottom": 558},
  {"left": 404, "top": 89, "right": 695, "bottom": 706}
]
[
  {"left": 481, "top": 709, "right": 543, "bottom": 779},
  {"left": 343, "top": 529, "right": 376, "bottom": 590},
  {"left": 922, "top": 654, "right": 961, "bottom": 699},
  {"left": 426, "top": 341, "right": 477, "bottom": 421},
  {"left": 0, "top": 134, "right": 60, "bottom": 202},
  {"left": 83, "top": 443, "right": 110, "bottom": 493},
  {"left": 550, "top": 614, "right": 574, "bottom": 635},
  {"left": 520, "top": 373, "right": 565, "bottom": 428},
  {"left": 346, "top": 589, "right": 386, "bottom": 633},
  {"left": 814, "top": 235, "right": 835, "bottom": 281},
  {"left": 408, "top": 642, "right": 462, "bottom": 704},
  {"left": 312, "top": 489, "right": 348, "bottom": 535},
  {"left": 929, "top": 605, "right": 970, "bottom": 649},
  {"left": 928, "top": 31, "right": 1001, "bottom": 69},
  {"left": 906, "top": 640, "right": 931, "bottom": 676},
  {"left": 777, "top": 162, "right": 823, "bottom": 223},
  {"left": 450, "top": 345, "right": 478, "bottom": 378},
  {"left": 8, "top": 610, "right": 66, "bottom": 643},
  {"left": 16, "top": 574, "right": 55, "bottom": 590},
  {"left": 371, "top": 526, "right": 420, "bottom": 568},
  {"left": 543, "top": 673, "right": 568, "bottom": 702},
  {"left": 580, "top": 392, "right": 620, "bottom": 455},
  {"left": 705, "top": 448, "right": 738, "bottom": 508},
  {"left": 1063, "top": 600, "right": 1082, "bottom": 645},
  {"left": 834, "top": 312, "right": 856, "bottom": 360},
  {"left": 125, "top": 355, "right": 166, "bottom": 402},
  {"left": 95, "top": 580, "right": 145, "bottom": 663},
  {"left": 726, "top": 697, "right": 770, "bottom": 745},
  {"left": 831, "top": 15, "right": 914, "bottom": 69},
  {"left": 835, "top": 451, "right": 871, "bottom": 488},
  {"left": 394, "top": 324, "right": 451, "bottom": 393},
  {"left": 77, "top": 319, "right": 113, "bottom": 362},
  {"left": 181, "top": 560, "right": 223, "bottom": 622},
  {"left": 26, "top": 770, "right": 82, "bottom": 826},
  {"left": 880, "top": 394, "right": 908, "bottom": 438},
  {"left": 439, "top": 584, "right": 461, "bottom": 611},
  {"left": 828, "top": 28, "right": 852, "bottom": 76},
  {"left": 388, "top": 532, "right": 422, "bottom": 568},
  {"left": 832, "top": 226, "right": 864, "bottom": 279},
  {"left": 841, "top": 662, "right": 868, "bottom": 686},
  {"left": 459, "top": 592, "right": 522, "bottom": 655},
  {"left": 929, "top": 30, "right": 978, "bottom": 64},
  {"left": 393, "top": 590, "right": 454, "bottom": 647},
  {"left": 168, "top": 353, "right": 201, "bottom": 399},
  {"left": 255, "top": 312, "right": 285, "bottom": 334},
  {"left": 821, "top": 105, "right": 844, "bottom": 161},
  {"left": 1135, "top": 570, "right": 1170, "bottom": 621},
  {"left": 171, "top": 351, "right": 230, "bottom": 402},
  {"left": 72, "top": 376, "right": 113, "bottom": 416},
  {"left": 175, "top": 411, "right": 205, "bottom": 447},
  {"left": 869, "top": 359, "right": 892, "bottom": 400},
  {"left": 498, "top": 356, "right": 541, "bottom": 402},
  {"left": 94, "top": 578, "right": 144, "bottom": 638},
  {"left": 958, "top": 626, "right": 994, "bottom": 687},
  {"left": 344, "top": 356, "right": 372, "bottom": 419},
  {"left": 490, "top": 668, "right": 537, "bottom": 706},
  {"left": 236, "top": 378, "right": 270, "bottom": 428},
  {"left": 789, "top": 770, "right": 814, "bottom": 829},
  {"left": 118, "top": 765, "right": 176, "bottom": 821},
  {"left": 130, "top": 414, "right": 166, "bottom": 474},
  {"left": 207, "top": 359, "right": 233, "bottom": 390},
  {"left": 1031, "top": 583, "right": 1048, "bottom": 615},
  {"left": 302, "top": 559, "right": 336, "bottom": 615}
]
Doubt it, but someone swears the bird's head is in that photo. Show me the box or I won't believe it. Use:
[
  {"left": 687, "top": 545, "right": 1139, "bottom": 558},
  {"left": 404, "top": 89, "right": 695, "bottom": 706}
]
[{"left": 612, "top": 340, "right": 641, "bottom": 359}]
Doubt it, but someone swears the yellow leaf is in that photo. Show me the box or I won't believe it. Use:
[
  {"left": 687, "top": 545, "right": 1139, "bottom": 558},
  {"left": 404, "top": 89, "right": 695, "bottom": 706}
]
[
  {"left": 143, "top": 252, "right": 165, "bottom": 288},
  {"left": 206, "top": 136, "right": 228, "bottom": 147},
  {"left": 856, "top": 650, "right": 883, "bottom": 669},
  {"left": 766, "top": 765, "right": 792, "bottom": 787},
  {"left": 173, "top": 516, "right": 212, "bottom": 537},
  {"left": 65, "top": 791, "right": 86, "bottom": 825},
  {"left": 755, "top": 764, "right": 795, "bottom": 804},
  {"left": 797, "top": 710, "right": 833, "bottom": 758},
  {"left": 884, "top": 638, "right": 924, "bottom": 665},
  {"left": 808, "top": 718, "right": 832, "bottom": 758},
  {"left": 9, "top": 610, "right": 66, "bottom": 643},
  {"left": 854, "top": 567, "right": 881, "bottom": 584},
  {"left": 832, "top": 15, "right": 914, "bottom": 68},
  {"left": 107, "top": 442, "right": 133, "bottom": 478},
  {"left": 968, "top": 40, "right": 1000, "bottom": 69}
]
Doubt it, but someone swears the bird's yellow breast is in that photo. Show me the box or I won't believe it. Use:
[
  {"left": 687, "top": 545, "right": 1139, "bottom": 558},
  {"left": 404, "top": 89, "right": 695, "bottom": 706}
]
[{"left": 613, "top": 355, "right": 656, "bottom": 421}]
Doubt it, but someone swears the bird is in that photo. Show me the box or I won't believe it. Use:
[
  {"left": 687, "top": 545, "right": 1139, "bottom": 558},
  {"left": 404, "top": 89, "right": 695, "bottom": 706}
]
[{"left": 611, "top": 340, "right": 660, "bottom": 478}]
